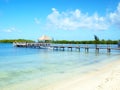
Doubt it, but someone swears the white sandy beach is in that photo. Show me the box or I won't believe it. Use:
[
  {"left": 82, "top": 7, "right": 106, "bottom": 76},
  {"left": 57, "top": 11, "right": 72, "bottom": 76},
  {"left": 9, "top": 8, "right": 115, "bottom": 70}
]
[
  {"left": 48, "top": 61, "right": 120, "bottom": 90},
  {"left": 44, "top": 59, "right": 120, "bottom": 90},
  {"left": 1, "top": 59, "right": 120, "bottom": 90}
]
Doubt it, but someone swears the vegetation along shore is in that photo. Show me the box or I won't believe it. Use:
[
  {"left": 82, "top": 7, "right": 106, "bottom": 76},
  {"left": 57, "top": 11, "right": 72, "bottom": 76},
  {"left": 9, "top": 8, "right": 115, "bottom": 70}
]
[{"left": 0, "top": 39, "right": 119, "bottom": 44}]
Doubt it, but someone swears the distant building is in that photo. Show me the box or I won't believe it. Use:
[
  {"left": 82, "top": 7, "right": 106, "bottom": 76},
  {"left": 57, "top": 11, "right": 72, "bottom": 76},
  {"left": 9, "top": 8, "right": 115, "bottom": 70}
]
[{"left": 38, "top": 35, "right": 52, "bottom": 43}]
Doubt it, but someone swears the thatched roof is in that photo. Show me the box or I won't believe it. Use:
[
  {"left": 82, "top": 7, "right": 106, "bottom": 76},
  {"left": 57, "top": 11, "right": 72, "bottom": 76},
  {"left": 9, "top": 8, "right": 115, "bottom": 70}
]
[{"left": 38, "top": 35, "right": 52, "bottom": 41}]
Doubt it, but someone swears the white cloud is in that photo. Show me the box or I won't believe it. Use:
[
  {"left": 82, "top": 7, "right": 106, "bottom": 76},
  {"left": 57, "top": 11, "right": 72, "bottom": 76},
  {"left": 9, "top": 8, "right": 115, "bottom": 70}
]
[
  {"left": 109, "top": 2, "right": 120, "bottom": 27},
  {"left": 5, "top": 29, "right": 12, "bottom": 32},
  {"left": 47, "top": 8, "right": 109, "bottom": 30},
  {"left": 34, "top": 18, "right": 40, "bottom": 24},
  {"left": 4, "top": 27, "right": 15, "bottom": 33},
  {"left": 4, "top": 27, "right": 20, "bottom": 33}
]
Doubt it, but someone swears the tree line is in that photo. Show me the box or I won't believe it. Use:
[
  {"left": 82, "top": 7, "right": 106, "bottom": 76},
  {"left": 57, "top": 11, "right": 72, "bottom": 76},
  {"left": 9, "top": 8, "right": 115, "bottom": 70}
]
[
  {"left": 0, "top": 39, "right": 35, "bottom": 43},
  {"left": 52, "top": 35, "right": 119, "bottom": 44},
  {"left": 52, "top": 39, "right": 118, "bottom": 44},
  {"left": 0, "top": 39, "right": 119, "bottom": 44}
]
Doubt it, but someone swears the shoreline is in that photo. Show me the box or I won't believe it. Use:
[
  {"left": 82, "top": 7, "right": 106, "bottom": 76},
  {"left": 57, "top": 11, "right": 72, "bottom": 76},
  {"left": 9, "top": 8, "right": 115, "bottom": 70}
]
[
  {"left": 1, "top": 58, "right": 120, "bottom": 90},
  {"left": 44, "top": 59, "right": 120, "bottom": 90}
]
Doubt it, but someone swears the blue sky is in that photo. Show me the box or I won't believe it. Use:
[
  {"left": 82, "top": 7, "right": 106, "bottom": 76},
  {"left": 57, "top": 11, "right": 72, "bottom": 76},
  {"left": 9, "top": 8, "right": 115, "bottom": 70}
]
[{"left": 0, "top": 0, "right": 120, "bottom": 41}]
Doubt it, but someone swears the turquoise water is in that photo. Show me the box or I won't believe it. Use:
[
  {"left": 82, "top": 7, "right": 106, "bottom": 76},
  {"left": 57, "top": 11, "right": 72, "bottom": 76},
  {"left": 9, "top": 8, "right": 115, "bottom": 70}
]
[{"left": 0, "top": 43, "right": 120, "bottom": 89}]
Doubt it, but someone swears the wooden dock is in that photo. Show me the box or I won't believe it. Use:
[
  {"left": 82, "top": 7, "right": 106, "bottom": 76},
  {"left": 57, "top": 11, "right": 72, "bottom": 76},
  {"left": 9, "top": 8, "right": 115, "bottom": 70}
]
[{"left": 13, "top": 42, "right": 120, "bottom": 53}]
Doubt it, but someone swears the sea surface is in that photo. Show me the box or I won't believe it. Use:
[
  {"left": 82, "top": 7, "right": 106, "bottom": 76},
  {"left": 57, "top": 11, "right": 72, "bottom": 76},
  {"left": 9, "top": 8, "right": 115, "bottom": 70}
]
[{"left": 0, "top": 43, "right": 120, "bottom": 90}]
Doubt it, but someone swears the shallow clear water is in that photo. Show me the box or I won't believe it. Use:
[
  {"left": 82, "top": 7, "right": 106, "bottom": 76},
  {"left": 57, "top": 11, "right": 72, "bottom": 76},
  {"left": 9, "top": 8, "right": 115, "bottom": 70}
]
[{"left": 0, "top": 43, "right": 120, "bottom": 89}]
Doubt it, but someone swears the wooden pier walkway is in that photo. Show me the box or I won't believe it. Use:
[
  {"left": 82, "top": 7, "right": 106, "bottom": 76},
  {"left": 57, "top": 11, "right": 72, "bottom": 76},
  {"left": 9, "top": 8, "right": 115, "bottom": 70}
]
[
  {"left": 13, "top": 42, "right": 120, "bottom": 53},
  {"left": 52, "top": 45, "right": 120, "bottom": 52}
]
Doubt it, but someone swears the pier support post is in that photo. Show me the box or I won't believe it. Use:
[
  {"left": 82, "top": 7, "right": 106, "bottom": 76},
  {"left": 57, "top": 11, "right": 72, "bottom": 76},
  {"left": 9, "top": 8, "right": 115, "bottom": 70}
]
[
  {"left": 60, "top": 47, "right": 65, "bottom": 51},
  {"left": 70, "top": 47, "right": 72, "bottom": 51},
  {"left": 85, "top": 47, "right": 89, "bottom": 52},
  {"left": 25, "top": 42, "right": 27, "bottom": 48},
  {"left": 96, "top": 48, "right": 99, "bottom": 53},
  {"left": 107, "top": 48, "right": 111, "bottom": 53},
  {"left": 78, "top": 48, "right": 80, "bottom": 52},
  {"left": 63, "top": 47, "right": 65, "bottom": 51},
  {"left": 68, "top": 47, "right": 72, "bottom": 51},
  {"left": 76, "top": 47, "right": 80, "bottom": 52},
  {"left": 107, "top": 44, "right": 111, "bottom": 53}
]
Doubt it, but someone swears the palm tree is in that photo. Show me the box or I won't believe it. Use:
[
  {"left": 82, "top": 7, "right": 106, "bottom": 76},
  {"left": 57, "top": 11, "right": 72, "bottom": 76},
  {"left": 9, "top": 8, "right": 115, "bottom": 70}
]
[{"left": 94, "top": 35, "right": 99, "bottom": 48}]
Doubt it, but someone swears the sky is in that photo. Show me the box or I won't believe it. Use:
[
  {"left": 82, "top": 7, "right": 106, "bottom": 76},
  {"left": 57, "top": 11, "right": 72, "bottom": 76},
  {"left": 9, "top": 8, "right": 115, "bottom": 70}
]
[{"left": 0, "top": 0, "right": 120, "bottom": 41}]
